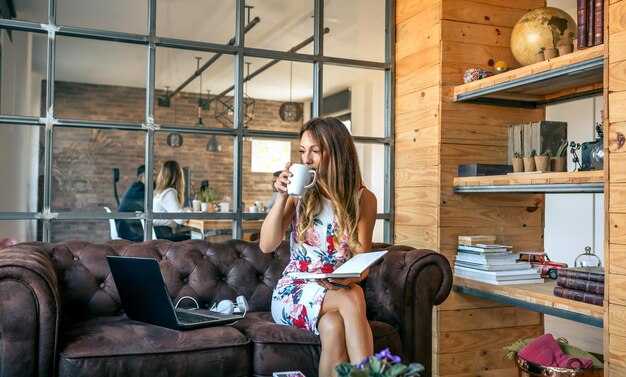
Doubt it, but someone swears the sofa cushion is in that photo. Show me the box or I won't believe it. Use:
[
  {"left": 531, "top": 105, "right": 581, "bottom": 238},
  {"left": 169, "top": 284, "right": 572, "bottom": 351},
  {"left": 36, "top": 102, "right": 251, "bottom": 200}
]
[
  {"left": 233, "top": 312, "right": 402, "bottom": 377},
  {"left": 58, "top": 316, "right": 250, "bottom": 377}
]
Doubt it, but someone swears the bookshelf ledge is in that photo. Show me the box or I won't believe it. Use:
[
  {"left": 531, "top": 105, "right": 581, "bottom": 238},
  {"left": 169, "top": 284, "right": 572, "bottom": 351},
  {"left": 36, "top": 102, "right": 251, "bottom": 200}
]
[
  {"left": 453, "top": 277, "right": 603, "bottom": 327},
  {"left": 452, "top": 45, "right": 604, "bottom": 108},
  {"left": 453, "top": 171, "right": 604, "bottom": 193}
]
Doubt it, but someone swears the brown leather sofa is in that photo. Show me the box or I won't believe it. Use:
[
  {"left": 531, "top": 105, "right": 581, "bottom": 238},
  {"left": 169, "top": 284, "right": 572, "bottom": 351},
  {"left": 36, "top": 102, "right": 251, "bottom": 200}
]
[{"left": 0, "top": 239, "right": 452, "bottom": 377}]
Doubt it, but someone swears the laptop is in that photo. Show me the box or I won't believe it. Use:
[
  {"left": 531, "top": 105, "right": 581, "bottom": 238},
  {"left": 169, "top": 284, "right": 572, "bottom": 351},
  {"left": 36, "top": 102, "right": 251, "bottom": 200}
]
[{"left": 107, "top": 255, "right": 243, "bottom": 330}]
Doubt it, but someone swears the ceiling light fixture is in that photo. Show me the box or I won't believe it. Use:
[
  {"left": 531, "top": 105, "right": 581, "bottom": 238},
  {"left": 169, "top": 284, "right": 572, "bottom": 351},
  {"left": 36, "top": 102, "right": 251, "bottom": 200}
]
[
  {"left": 206, "top": 134, "right": 221, "bottom": 152},
  {"left": 194, "top": 57, "right": 207, "bottom": 126},
  {"left": 214, "top": 61, "right": 255, "bottom": 128},
  {"left": 279, "top": 61, "right": 303, "bottom": 122}
]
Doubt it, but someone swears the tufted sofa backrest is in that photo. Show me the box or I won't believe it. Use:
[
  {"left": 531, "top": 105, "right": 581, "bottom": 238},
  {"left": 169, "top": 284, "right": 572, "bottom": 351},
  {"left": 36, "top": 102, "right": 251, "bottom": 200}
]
[{"left": 13, "top": 239, "right": 291, "bottom": 319}]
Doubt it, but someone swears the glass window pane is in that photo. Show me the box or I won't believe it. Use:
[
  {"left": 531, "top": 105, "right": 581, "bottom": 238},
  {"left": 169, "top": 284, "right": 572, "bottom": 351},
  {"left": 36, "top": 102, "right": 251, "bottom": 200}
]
[
  {"left": 154, "top": 50, "right": 235, "bottom": 128},
  {"left": 243, "top": 58, "right": 313, "bottom": 131},
  {"left": 325, "top": 0, "right": 385, "bottom": 62},
  {"left": 51, "top": 127, "right": 145, "bottom": 212},
  {"left": 57, "top": 0, "right": 147, "bottom": 34},
  {"left": 373, "top": 219, "right": 385, "bottom": 244},
  {"left": 242, "top": 136, "right": 299, "bottom": 214},
  {"left": 156, "top": 0, "right": 235, "bottom": 45},
  {"left": 323, "top": 65, "right": 384, "bottom": 137},
  {"left": 0, "top": 124, "right": 41, "bottom": 212},
  {"left": 153, "top": 132, "right": 234, "bottom": 211},
  {"left": 0, "top": 220, "right": 41, "bottom": 243},
  {"left": 188, "top": 219, "right": 234, "bottom": 242},
  {"left": 242, "top": 219, "right": 263, "bottom": 242},
  {"left": 13, "top": 1, "right": 47, "bottom": 23},
  {"left": 355, "top": 142, "right": 386, "bottom": 213},
  {"left": 51, "top": 219, "right": 113, "bottom": 243},
  {"left": 1, "top": 31, "right": 46, "bottom": 117},
  {"left": 245, "top": 1, "right": 314, "bottom": 54},
  {"left": 54, "top": 36, "right": 146, "bottom": 123}
]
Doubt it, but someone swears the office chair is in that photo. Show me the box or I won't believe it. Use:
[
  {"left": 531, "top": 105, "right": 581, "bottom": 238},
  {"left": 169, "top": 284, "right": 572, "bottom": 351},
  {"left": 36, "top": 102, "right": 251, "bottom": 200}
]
[{"left": 104, "top": 206, "right": 121, "bottom": 240}]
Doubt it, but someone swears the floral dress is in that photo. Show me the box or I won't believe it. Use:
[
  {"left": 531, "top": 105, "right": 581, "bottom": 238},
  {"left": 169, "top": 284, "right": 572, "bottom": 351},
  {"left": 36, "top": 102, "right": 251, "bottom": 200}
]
[{"left": 271, "top": 196, "right": 351, "bottom": 335}]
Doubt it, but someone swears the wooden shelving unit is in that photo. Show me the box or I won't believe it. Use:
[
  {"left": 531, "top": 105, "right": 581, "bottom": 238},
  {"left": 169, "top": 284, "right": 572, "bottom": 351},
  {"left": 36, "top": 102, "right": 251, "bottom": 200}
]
[
  {"left": 453, "top": 45, "right": 604, "bottom": 108},
  {"left": 453, "top": 277, "right": 603, "bottom": 327},
  {"left": 453, "top": 170, "right": 604, "bottom": 193}
]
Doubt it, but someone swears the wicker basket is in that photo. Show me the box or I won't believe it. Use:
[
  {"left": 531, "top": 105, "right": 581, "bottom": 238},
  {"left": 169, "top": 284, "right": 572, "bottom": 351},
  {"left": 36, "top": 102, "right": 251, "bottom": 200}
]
[{"left": 514, "top": 355, "right": 603, "bottom": 377}]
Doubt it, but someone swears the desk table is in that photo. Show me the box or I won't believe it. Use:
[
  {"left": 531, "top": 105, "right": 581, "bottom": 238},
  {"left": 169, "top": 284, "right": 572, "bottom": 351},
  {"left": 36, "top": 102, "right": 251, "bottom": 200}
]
[{"left": 186, "top": 219, "right": 264, "bottom": 241}]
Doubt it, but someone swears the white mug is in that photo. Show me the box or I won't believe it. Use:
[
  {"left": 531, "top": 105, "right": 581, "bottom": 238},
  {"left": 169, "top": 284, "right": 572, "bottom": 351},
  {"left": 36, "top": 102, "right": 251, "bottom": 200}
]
[
  {"left": 192, "top": 199, "right": 201, "bottom": 212},
  {"left": 201, "top": 202, "right": 208, "bottom": 212},
  {"left": 288, "top": 164, "right": 317, "bottom": 196}
]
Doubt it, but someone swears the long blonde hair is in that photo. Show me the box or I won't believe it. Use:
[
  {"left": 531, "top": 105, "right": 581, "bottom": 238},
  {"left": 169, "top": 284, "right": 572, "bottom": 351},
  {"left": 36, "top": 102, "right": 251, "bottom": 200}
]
[
  {"left": 297, "top": 117, "right": 363, "bottom": 253},
  {"left": 154, "top": 160, "right": 185, "bottom": 206}
]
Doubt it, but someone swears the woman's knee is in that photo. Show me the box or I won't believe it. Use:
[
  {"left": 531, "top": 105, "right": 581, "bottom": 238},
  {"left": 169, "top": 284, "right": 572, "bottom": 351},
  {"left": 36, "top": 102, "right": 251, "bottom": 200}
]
[{"left": 318, "top": 311, "right": 345, "bottom": 338}]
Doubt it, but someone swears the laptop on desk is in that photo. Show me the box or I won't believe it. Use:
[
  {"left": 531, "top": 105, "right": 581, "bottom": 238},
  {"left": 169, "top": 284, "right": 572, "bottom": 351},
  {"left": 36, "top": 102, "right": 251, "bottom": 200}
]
[{"left": 107, "top": 255, "right": 243, "bottom": 330}]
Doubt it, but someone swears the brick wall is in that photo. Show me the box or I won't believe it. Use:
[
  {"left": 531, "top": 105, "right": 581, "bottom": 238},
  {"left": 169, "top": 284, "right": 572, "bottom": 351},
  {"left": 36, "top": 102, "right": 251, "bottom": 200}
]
[{"left": 42, "top": 81, "right": 302, "bottom": 241}]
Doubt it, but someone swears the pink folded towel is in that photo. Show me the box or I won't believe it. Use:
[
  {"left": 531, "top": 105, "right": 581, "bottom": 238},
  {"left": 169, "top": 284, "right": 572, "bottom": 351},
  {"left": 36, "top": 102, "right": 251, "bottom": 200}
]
[{"left": 518, "top": 333, "right": 593, "bottom": 369}]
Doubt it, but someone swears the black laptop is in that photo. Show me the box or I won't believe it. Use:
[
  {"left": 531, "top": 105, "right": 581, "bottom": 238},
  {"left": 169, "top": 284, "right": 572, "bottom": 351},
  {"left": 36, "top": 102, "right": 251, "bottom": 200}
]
[{"left": 107, "top": 256, "right": 243, "bottom": 330}]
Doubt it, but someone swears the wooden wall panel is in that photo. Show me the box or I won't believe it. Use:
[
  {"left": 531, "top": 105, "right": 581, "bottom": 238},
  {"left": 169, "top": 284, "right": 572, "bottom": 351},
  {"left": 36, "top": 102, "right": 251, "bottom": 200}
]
[
  {"left": 394, "top": 225, "right": 438, "bottom": 249},
  {"left": 396, "top": 85, "right": 440, "bottom": 118},
  {"left": 396, "top": 0, "right": 440, "bottom": 25},
  {"left": 442, "top": 0, "right": 543, "bottom": 24},
  {"left": 441, "top": 101, "right": 544, "bottom": 126},
  {"left": 609, "top": 0, "right": 626, "bottom": 34},
  {"left": 608, "top": 61, "right": 626, "bottom": 92},
  {"left": 397, "top": 64, "right": 441, "bottom": 96},
  {"left": 607, "top": 121, "right": 626, "bottom": 153},
  {"left": 608, "top": 91, "right": 626, "bottom": 122},
  {"left": 441, "top": 19, "right": 513, "bottom": 47},
  {"left": 397, "top": 4, "right": 440, "bottom": 61},
  {"left": 396, "top": 165, "right": 439, "bottom": 188},
  {"left": 609, "top": 243, "right": 626, "bottom": 275}
]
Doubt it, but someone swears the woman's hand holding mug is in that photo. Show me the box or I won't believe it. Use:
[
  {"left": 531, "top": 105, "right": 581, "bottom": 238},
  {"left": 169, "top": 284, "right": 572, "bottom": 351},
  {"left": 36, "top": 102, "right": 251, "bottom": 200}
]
[{"left": 274, "top": 162, "right": 293, "bottom": 195}]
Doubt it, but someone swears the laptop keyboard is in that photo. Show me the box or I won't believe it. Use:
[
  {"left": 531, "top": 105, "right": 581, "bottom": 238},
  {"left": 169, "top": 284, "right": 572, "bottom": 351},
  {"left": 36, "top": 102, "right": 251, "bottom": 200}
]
[{"left": 175, "top": 310, "right": 219, "bottom": 324}]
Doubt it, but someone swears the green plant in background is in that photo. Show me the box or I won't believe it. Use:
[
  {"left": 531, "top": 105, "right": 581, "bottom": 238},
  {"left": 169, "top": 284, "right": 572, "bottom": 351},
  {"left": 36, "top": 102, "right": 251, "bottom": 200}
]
[
  {"left": 197, "top": 187, "right": 220, "bottom": 204},
  {"left": 514, "top": 152, "right": 522, "bottom": 158},
  {"left": 538, "top": 47, "right": 546, "bottom": 53},
  {"left": 529, "top": 149, "right": 537, "bottom": 157},
  {"left": 335, "top": 348, "right": 424, "bottom": 377},
  {"left": 556, "top": 139, "right": 568, "bottom": 157},
  {"left": 541, "top": 149, "right": 551, "bottom": 157}
]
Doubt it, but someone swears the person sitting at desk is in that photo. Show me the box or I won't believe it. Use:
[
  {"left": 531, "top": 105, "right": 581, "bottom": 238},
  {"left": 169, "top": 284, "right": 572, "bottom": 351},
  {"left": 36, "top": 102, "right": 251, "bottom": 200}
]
[
  {"left": 116, "top": 165, "right": 146, "bottom": 242},
  {"left": 153, "top": 160, "right": 191, "bottom": 241}
]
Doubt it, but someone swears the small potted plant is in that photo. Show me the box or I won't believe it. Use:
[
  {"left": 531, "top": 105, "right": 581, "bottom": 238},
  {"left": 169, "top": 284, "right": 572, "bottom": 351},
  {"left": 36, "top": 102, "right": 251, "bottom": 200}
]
[
  {"left": 335, "top": 348, "right": 424, "bottom": 377},
  {"left": 523, "top": 149, "right": 537, "bottom": 172},
  {"left": 512, "top": 152, "right": 524, "bottom": 173},
  {"left": 535, "top": 47, "right": 545, "bottom": 63},
  {"left": 552, "top": 139, "right": 568, "bottom": 172},
  {"left": 544, "top": 46, "right": 559, "bottom": 60},
  {"left": 535, "top": 150, "right": 551, "bottom": 172},
  {"left": 197, "top": 187, "right": 219, "bottom": 212}
]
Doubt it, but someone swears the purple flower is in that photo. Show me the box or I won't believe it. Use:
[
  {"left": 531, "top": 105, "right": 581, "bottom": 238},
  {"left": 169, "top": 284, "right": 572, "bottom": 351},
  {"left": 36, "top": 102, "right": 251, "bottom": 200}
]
[
  {"left": 374, "top": 348, "right": 402, "bottom": 364},
  {"left": 356, "top": 356, "right": 370, "bottom": 369}
]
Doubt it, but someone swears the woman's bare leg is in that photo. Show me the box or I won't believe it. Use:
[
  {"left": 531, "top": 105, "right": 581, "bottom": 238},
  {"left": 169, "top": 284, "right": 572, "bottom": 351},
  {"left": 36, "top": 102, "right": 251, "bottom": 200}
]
[
  {"left": 318, "top": 311, "right": 349, "bottom": 377},
  {"left": 319, "top": 284, "right": 373, "bottom": 364}
]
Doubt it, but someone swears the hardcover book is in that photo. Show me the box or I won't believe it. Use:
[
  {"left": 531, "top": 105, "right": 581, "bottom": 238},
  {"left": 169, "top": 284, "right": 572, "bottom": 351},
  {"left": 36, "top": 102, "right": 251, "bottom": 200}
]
[
  {"left": 557, "top": 267, "right": 604, "bottom": 282},
  {"left": 458, "top": 235, "right": 496, "bottom": 246},
  {"left": 556, "top": 276, "right": 604, "bottom": 295},
  {"left": 455, "top": 251, "right": 519, "bottom": 265},
  {"left": 593, "top": 0, "right": 603, "bottom": 46},
  {"left": 576, "top": 0, "right": 588, "bottom": 49},
  {"left": 586, "top": 0, "right": 594, "bottom": 47},
  {"left": 553, "top": 285, "right": 603, "bottom": 306}
]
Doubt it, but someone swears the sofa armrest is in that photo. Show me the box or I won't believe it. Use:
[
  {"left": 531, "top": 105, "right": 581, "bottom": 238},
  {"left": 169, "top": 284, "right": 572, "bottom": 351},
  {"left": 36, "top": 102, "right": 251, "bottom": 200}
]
[
  {"left": 365, "top": 245, "right": 452, "bottom": 376},
  {"left": 0, "top": 245, "right": 61, "bottom": 377}
]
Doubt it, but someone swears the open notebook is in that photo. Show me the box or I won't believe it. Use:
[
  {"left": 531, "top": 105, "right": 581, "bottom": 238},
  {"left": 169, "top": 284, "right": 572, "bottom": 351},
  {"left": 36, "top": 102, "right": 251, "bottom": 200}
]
[{"left": 287, "top": 250, "right": 388, "bottom": 279}]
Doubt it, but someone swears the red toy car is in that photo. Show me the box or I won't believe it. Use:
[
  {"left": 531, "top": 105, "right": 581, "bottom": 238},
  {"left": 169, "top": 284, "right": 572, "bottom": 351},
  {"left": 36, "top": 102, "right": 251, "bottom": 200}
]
[{"left": 518, "top": 251, "right": 568, "bottom": 279}]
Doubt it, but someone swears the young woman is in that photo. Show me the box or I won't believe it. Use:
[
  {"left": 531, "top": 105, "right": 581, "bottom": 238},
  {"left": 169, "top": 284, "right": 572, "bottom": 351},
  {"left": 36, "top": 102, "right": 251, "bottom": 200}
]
[
  {"left": 259, "top": 117, "right": 377, "bottom": 377},
  {"left": 153, "top": 160, "right": 191, "bottom": 241}
]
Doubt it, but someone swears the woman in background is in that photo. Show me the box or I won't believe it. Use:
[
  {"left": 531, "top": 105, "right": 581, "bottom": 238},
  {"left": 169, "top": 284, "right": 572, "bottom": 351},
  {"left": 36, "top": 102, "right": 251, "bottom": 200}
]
[
  {"left": 153, "top": 160, "right": 191, "bottom": 241},
  {"left": 259, "top": 117, "right": 377, "bottom": 377}
]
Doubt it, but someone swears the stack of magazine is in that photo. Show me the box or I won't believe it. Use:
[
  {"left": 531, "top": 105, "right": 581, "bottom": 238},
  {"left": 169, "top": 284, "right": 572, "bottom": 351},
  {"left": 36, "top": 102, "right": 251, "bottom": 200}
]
[{"left": 454, "top": 235, "right": 544, "bottom": 285}]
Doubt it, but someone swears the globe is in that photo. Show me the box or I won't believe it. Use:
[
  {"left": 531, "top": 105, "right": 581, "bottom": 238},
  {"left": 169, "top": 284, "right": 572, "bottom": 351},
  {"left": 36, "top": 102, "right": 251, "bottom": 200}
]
[{"left": 510, "top": 7, "right": 576, "bottom": 66}]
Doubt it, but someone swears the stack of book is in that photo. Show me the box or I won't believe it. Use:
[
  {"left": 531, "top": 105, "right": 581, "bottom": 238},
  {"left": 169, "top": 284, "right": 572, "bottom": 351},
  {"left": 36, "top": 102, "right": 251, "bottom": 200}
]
[
  {"left": 453, "top": 235, "right": 544, "bottom": 285},
  {"left": 553, "top": 267, "right": 604, "bottom": 306},
  {"left": 577, "top": 0, "right": 603, "bottom": 49}
]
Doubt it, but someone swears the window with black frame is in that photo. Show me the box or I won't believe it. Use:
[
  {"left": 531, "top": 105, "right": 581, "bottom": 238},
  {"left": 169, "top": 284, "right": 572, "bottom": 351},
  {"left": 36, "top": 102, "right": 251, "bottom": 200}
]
[{"left": 0, "top": 0, "right": 393, "bottom": 244}]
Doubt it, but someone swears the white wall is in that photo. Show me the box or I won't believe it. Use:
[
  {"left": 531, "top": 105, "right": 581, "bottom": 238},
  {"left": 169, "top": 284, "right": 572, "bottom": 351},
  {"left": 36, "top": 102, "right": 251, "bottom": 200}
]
[
  {"left": 543, "top": 96, "right": 604, "bottom": 352},
  {"left": 0, "top": 31, "right": 39, "bottom": 241}
]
